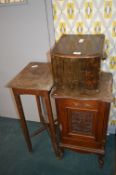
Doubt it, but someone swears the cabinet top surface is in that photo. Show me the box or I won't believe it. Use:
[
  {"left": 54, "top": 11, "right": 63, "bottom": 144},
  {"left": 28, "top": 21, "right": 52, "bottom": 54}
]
[
  {"left": 7, "top": 62, "right": 53, "bottom": 91},
  {"left": 52, "top": 72, "right": 113, "bottom": 103},
  {"left": 52, "top": 34, "right": 105, "bottom": 58}
]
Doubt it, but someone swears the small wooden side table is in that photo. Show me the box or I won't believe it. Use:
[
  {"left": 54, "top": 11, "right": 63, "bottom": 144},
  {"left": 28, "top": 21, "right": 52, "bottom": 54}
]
[{"left": 7, "top": 62, "right": 60, "bottom": 157}]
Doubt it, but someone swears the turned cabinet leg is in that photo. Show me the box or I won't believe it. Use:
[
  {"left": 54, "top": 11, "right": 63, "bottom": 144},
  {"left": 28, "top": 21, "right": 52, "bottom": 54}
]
[{"left": 98, "top": 154, "right": 104, "bottom": 168}]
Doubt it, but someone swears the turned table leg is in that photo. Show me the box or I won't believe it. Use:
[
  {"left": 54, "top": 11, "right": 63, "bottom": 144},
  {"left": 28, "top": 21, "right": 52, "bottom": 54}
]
[{"left": 12, "top": 89, "right": 32, "bottom": 152}]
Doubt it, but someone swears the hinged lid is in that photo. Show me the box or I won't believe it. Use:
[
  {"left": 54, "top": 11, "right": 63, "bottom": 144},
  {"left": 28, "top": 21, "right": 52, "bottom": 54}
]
[{"left": 52, "top": 34, "right": 105, "bottom": 59}]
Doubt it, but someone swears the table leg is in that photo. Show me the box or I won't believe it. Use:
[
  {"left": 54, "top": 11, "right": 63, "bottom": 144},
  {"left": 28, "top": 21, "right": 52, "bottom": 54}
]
[
  {"left": 44, "top": 93, "right": 62, "bottom": 158},
  {"left": 12, "top": 89, "right": 32, "bottom": 152},
  {"left": 35, "top": 95, "right": 49, "bottom": 133},
  {"left": 35, "top": 96, "right": 47, "bottom": 124}
]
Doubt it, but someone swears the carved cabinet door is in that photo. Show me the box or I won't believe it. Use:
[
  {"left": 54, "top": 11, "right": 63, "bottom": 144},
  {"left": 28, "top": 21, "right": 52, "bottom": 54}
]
[{"left": 55, "top": 98, "right": 110, "bottom": 152}]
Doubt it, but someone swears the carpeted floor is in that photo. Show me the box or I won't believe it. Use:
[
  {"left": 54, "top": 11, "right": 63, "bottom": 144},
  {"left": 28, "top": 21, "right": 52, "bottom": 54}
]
[{"left": 0, "top": 117, "right": 115, "bottom": 175}]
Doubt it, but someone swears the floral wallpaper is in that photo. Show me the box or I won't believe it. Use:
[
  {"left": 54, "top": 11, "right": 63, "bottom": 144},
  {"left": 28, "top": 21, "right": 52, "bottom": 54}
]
[{"left": 52, "top": 0, "right": 116, "bottom": 130}]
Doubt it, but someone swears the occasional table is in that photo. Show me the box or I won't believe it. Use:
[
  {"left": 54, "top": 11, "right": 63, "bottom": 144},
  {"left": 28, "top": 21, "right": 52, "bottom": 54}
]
[{"left": 7, "top": 62, "right": 60, "bottom": 157}]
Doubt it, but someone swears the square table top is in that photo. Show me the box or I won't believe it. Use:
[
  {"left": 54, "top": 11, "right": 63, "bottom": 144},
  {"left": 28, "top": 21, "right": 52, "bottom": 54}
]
[{"left": 7, "top": 62, "right": 53, "bottom": 91}]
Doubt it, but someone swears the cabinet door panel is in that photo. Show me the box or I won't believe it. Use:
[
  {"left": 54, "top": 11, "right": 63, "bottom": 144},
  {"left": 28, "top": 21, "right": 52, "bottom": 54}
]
[
  {"left": 56, "top": 98, "right": 107, "bottom": 149},
  {"left": 67, "top": 107, "right": 98, "bottom": 138}
]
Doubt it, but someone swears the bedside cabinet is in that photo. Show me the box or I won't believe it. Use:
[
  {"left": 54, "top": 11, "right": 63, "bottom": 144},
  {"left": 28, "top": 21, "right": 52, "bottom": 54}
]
[{"left": 52, "top": 72, "right": 113, "bottom": 167}]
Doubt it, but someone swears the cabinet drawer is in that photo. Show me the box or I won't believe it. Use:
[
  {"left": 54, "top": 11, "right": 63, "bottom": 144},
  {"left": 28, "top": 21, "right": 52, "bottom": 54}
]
[{"left": 56, "top": 98, "right": 98, "bottom": 110}]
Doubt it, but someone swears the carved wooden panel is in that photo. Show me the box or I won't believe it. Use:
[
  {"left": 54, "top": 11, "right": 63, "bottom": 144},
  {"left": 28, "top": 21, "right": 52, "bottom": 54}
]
[
  {"left": 55, "top": 97, "right": 111, "bottom": 158},
  {"left": 70, "top": 110, "right": 94, "bottom": 135}
]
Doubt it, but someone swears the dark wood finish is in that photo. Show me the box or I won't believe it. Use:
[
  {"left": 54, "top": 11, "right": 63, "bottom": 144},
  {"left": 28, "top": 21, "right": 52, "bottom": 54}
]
[
  {"left": 44, "top": 93, "right": 62, "bottom": 158},
  {"left": 7, "top": 62, "right": 53, "bottom": 91},
  {"left": 35, "top": 96, "right": 49, "bottom": 134},
  {"left": 55, "top": 99, "right": 110, "bottom": 153},
  {"left": 31, "top": 127, "right": 46, "bottom": 137},
  {"left": 52, "top": 72, "right": 113, "bottom": 103},
  {"left": 52, "top": 34, "right": 105, "bottom": 58},
  {"left": 12, "top": 91, "right": 32, "bottom": 152},
  {"left": 52, "top": 72, "right": 113, "bottom": 167},
  {"left": 7, "top": 62, "right": 61, "bottom": 157},
  {"left": 51, "top": 34, "right": 105, "bottom": 90}
]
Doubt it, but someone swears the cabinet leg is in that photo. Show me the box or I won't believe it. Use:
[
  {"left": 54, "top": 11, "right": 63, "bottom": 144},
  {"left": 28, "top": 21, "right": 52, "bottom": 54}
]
[
  {"left": 56, "top": 149, "right": 64, "bottom": 159},
  {"left": 57, "top": 147, "right": 64, "bottom": 159},
  {"left": 98, "top": 155, "right": 104, "bottom": 168}
]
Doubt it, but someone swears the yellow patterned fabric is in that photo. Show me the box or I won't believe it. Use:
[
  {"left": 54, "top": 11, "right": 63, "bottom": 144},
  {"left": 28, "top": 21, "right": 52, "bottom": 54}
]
[{"left": 52, "top": 0, "right": 116, "bottom": 127}]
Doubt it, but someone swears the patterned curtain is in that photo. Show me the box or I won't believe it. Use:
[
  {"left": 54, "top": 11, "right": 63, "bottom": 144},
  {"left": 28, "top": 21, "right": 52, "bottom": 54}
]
[{"left": 52, "top": 0, "right": 116, "bottom": 132}]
